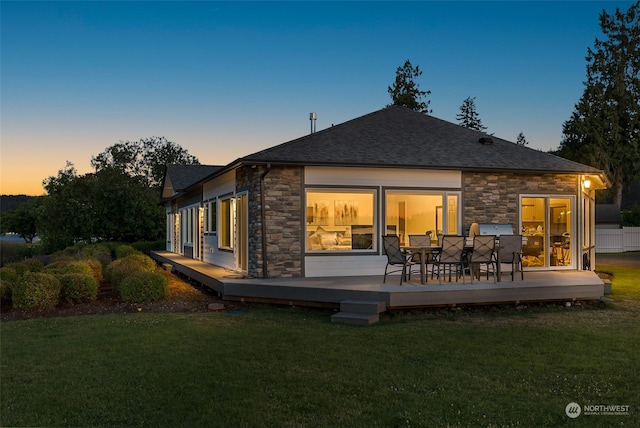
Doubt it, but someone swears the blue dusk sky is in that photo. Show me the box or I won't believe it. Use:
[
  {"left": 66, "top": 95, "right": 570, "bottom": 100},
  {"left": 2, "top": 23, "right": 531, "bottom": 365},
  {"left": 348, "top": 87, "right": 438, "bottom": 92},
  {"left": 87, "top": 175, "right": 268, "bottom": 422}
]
[{"left": 1, "top": 1, "right": 634, "bottom": 195}]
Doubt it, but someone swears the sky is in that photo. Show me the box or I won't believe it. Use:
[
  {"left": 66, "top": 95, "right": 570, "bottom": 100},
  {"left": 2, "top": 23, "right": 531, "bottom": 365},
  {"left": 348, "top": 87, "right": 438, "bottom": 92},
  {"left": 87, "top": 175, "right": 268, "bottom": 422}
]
[{"left": 1, "top": 1, "right": 634, "bottom": 196}]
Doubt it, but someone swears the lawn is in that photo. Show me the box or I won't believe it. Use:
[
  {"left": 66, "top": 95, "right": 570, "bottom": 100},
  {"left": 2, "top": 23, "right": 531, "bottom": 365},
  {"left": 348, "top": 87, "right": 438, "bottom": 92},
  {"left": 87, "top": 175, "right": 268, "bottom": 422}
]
[{"left": 1, "top": 265, "right": 638, "bottom": 427}]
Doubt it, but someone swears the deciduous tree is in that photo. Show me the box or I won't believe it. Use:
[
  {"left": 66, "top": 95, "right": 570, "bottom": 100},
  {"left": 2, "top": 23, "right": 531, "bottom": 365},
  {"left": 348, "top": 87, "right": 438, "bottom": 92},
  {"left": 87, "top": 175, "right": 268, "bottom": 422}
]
[
  {"left": 0, "top": 198, "right": 42, "bottom": 243},
  {"left": 39, "top": 164, "right": 165, "bottom": 251},
  {"left": 91, "top": 136, "right": 200, "bottom": 188}
]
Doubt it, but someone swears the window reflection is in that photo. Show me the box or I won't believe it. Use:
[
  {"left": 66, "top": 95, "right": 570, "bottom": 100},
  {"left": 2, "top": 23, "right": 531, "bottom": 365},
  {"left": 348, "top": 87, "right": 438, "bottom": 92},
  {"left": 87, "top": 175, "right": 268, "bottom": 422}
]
[
  {"left": 306, "top": 190, "right": 375, "bottom": 251},
  {"left": 386, "top": 191, "right": 459, "bottom": 245}
]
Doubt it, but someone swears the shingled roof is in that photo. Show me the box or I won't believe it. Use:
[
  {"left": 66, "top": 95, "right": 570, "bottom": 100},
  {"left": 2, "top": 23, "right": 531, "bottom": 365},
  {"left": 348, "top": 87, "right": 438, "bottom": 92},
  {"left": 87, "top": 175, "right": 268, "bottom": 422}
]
[
  {"left": 241, "top": 106, "right": 603, "bottom": 174},
  {"left": 162, "top": 164, "right": 224, "bottom": 200}
]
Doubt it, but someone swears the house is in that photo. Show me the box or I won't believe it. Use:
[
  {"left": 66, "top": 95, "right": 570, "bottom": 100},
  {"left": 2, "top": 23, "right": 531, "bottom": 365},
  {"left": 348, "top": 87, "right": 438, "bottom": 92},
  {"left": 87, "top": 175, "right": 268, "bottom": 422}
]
[{"left": 160, "top": 106, "right": 608, "bottom": 279}]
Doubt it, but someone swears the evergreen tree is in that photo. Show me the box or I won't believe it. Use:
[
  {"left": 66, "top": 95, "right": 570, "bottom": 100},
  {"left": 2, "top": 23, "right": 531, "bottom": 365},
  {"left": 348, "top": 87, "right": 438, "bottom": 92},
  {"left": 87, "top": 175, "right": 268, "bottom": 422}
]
[
  {"left": 387, "top": 60, "right": 432, "bottom": 113},
  {"left": 456, "top": 97, "right": 487, "bottom": 132},
  {"left": 516, "top": 132, "right": 529, "bottom": 146},
  {"left": 558, "top": 2, "right": 640, "bottom": 207}
]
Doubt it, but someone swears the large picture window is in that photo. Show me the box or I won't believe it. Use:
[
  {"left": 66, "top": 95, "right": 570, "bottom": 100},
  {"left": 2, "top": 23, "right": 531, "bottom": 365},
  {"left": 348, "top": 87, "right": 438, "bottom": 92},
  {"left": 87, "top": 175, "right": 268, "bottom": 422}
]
[
  {"left": 306, "top": 190, "right": 375, "bottom": 252},
  {"left": 385, "top": 190, "right": 460, "bottom": 245}
]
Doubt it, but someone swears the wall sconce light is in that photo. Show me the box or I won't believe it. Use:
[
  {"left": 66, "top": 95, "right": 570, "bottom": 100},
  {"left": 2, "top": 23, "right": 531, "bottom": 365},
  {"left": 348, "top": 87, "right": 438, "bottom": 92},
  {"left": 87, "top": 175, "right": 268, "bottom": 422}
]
[{"left": 583, "top": 179, "right": 591, "bottom": 189}]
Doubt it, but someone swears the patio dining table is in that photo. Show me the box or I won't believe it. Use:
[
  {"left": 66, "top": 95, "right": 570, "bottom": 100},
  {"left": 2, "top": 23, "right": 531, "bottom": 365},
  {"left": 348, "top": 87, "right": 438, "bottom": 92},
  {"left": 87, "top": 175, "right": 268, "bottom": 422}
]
[{"left": 403, "top": 243, "right": 502, "bottom": 284}]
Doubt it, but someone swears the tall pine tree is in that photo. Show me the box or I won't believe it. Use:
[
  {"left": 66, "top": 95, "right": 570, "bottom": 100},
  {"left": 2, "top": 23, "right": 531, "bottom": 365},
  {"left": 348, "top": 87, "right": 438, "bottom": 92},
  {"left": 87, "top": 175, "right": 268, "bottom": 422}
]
[
  {"left": 387, "top": 60, "right": 432, "bottom": 113},
  {"left": 558, "top": 2, "right": 640, "bottom": 207},
  {"left": 456, "top": 97, "right": 487, "bottom": 132}
]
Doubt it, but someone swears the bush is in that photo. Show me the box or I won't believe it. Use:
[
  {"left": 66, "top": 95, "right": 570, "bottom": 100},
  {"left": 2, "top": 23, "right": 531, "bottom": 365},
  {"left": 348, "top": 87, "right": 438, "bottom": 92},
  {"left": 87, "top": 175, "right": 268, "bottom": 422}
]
[
  {"left": 119, "top": 271, "right": 168, "bottom": 303},
  {"left": 5, "top": 262, "right": 30, "bottom": 278},
  {"left": 105, "top": 254, "right": 157, "bottom": 287},
  {"left": 0, "top": 266, "right": 20, "bottom": 283},
  {"left": 80, "top": 243, "right": 113, "bottom": 266},
  {"left": 114, "top": 244, "right": 137, "bottom": 259},
  {"left": 131, "top": 240, "right": 165, "bottom": 255},
  {"left": 80, "top": 258, "right": 104, "bottom": 282},
  {"left": 32, "top": 254, "right": 53, "bottom": 266},
  {"left": 0, "top": 279, "right": 12, "bottom": 303},
  {"left": 22, "top": 258, "right": 45, "bottom": 272},
  {"left": 58, "top": 273, "right": 99, "bottom": 304},
  {"left": 12, "top": 272, "right": 62, "bottom": 310},
  {"left": 45, "top": 260, "right": 95, "bottom": 276},
  {"left": 622, "top": 205, "right": 640, "bottom": 227}
]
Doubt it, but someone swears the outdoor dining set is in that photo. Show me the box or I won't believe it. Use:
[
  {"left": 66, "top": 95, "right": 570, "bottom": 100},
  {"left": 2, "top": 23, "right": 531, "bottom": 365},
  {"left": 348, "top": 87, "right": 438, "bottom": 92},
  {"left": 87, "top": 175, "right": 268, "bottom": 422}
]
[{"left": 382, "top": 232, "right": 524, "bottom": 285}]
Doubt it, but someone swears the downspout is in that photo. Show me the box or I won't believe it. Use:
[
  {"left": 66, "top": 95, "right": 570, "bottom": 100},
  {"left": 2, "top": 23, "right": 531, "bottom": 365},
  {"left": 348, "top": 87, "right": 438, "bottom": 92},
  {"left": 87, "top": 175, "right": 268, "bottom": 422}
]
[{"left": 259, "top": 163, "right": 272, "bottom": 278}]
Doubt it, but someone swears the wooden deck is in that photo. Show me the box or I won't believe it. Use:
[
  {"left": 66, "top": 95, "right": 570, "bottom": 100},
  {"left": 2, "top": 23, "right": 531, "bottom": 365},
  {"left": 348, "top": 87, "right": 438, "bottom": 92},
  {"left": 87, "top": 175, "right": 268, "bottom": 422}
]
[{"left": 151, "top": 251, "right": 605, "bottom": 310}]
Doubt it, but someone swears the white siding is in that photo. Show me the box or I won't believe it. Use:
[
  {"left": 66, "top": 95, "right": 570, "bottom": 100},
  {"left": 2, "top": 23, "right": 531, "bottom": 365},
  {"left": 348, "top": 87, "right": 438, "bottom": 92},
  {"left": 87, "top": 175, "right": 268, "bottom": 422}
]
[
  {"left": 305, "top": 166, "right": 461, "bottom": 188},
  {"left": 203, "top": 235, "right": 236, "bottom": 269},
  {"left": 305, "top": 255, "right": 388, "bottom": 277},
  {"left": 203, "top": 170, "right": 235, "bottom": 200}
]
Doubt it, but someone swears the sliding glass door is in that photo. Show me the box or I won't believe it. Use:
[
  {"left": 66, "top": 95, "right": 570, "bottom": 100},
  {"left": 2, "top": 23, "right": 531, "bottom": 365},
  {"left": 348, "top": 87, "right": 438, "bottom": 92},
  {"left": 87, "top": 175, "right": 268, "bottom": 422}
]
[{"left": 521, "top": 196, "right": 574, "bottom": 269}]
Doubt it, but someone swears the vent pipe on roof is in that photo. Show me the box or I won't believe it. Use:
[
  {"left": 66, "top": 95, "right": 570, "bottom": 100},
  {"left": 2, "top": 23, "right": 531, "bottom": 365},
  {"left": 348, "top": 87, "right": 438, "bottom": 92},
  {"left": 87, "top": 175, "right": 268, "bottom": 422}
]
[
  {"left": 310, "top": 112, "right": 317, "bottom": 134},
  {"left": 479, "top": 137, "right": 494, "bottom": 145}
]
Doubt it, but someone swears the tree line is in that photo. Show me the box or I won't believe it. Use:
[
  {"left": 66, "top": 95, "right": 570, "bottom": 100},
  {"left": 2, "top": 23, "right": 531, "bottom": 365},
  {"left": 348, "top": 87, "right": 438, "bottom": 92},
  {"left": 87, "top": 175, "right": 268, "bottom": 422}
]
[
  {"left": 1, "top": 137, "right": 199, "bottom": 252},
  {"left": 388, "top": 2, "right": 639, "bottom": 208}
]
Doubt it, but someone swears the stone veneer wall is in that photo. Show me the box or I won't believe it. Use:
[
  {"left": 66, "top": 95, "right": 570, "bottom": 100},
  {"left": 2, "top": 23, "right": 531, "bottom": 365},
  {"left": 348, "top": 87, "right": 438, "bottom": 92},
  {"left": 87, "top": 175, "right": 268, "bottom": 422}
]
[
  {"left": 462, "top": 172, "right": 578, "bottom": 227},
  {"left": 236, "top": 165, "right": 304, "bottom": 278}
]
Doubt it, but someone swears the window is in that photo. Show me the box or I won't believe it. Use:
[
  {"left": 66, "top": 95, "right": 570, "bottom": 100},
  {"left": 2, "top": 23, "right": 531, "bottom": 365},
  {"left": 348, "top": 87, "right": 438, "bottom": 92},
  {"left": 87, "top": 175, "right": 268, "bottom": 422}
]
[
  {"left": 204, "top": 200, "right": 217, "bottom": 234},
  {"left": 385, "top": 190, "right": 460, "bottom": 245},
  {"left": 521, "top": 196, "right": 574, "bottom": 268},
  {"left": 306, "top": 190, "right": 375, "bottom": 252},
  {"left": 220, "top": 197, "right": 234, "bottom": 249}
]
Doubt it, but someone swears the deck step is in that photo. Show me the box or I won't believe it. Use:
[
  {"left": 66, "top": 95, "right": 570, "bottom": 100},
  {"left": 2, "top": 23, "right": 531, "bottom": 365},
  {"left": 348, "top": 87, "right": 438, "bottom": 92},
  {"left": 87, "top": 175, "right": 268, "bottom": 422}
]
[
  {"left": 339, "top": 300, "right": 387, "bottom": 315},
  {"left": 331, "top": 312, "right": 380, "bottom": 325},
  {"left": 331, "top": 300, "right": 387, "bottom": 325}
]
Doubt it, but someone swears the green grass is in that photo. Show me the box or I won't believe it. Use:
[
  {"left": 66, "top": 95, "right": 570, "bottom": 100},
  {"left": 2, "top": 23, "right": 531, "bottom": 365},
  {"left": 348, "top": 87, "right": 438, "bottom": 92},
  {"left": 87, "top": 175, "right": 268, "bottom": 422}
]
[{"left": 2, "top": 266, "right": 639, "bottom": 427}]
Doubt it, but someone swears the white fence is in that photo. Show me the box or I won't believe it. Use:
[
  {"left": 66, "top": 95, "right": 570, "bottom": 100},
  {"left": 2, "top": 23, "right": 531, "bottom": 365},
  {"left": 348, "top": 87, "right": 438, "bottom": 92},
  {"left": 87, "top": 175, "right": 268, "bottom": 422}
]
[{"left": 596, "top": 227, "right": 640, "bottom": 253}]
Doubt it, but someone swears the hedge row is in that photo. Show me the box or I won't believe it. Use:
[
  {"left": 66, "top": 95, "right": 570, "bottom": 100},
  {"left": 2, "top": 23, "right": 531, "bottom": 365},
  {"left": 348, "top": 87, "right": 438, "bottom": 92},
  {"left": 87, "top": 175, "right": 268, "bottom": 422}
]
[{"left": 1, "top": 242, "right": 168, "bottom": 310}]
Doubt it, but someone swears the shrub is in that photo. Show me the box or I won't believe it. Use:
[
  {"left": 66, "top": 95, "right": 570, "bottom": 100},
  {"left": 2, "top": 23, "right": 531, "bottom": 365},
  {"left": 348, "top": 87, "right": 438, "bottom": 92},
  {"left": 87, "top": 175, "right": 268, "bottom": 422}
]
[
  {"left": 80, "top": 258, "right": 104, "bottom": 282},
  {"left": 105, "top": 254, "right": 156, "bottom": 287},
  {"left": 5, "top": 262, "right": 30, "bottom": 277},
  {"left": 0, "top": 279, "right": 12, "bottom": 303},
  {"left": 32, "top": 254, "right": 53, "bottom": 266},
  {"left": 45, "top": 260, "right": 94, "bottom": 276},
  {"left": 58, "top": 273, "right": 99, "bottom": 304},
  {"left": 131, "top": 240, "right": 165, "bottom": 255},
  {"left": 12, "top": 272, "right": 62, "bottom": 310},
  {"left": 82, "top": 244, "right": 113, "bottom": 267},
  {"left": 0, "top": 266, "right": 19, "bottom": 283},
  {"left": 622, "top": 205, "right": 640, "bottom": 227},
  {"left": 22, "top": 258, "right": 45, "bottom": 272},
  {"left": 114, "top": 244, "right": 137, "bottom": 259},
  {"left": 119, "top": 271, "right": 168, "bottom": 303}
]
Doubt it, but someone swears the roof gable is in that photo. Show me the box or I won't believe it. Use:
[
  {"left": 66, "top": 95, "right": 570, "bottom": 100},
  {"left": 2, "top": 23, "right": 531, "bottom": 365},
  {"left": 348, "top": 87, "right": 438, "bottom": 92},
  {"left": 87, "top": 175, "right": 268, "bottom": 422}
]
[{"left": 162, "top": 164, "right": 223, "bottom": 200}]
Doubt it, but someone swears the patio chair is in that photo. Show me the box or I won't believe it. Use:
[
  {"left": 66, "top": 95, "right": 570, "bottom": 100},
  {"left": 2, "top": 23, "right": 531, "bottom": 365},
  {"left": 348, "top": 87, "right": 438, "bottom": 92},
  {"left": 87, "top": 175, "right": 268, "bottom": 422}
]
[
  {"left": 470, "top": 235, "right": 497, "bottom": 282},
  {"left": 497, "top": 234, "right": 524, "bottom": 280},
  {"left": 382, "top": 235, "right": 419, "bottom": 285},
  {"left": 434, "top": 235, "right": 471, "bottom": 284}
]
